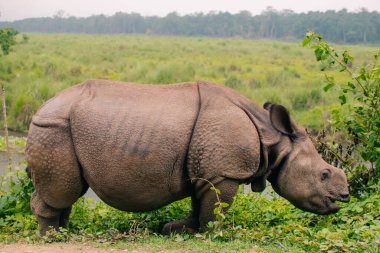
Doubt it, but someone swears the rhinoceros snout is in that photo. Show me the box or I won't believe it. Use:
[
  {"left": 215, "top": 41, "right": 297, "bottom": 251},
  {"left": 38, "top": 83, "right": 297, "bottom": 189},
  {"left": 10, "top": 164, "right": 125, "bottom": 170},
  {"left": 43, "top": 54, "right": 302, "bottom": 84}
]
[
  {"left": 332, "top": 169, "right": 350, "bottom": 203},
  {"left": 338, "top": 193, "right": 350, "bottom": 203}
]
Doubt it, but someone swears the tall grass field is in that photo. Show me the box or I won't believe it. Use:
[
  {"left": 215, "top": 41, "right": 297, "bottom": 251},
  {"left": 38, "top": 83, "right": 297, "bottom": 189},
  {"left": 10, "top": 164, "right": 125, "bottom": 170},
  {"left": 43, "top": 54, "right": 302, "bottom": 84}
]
[{"left": 1, "top": 34, "right": 376, "bottom": 131}]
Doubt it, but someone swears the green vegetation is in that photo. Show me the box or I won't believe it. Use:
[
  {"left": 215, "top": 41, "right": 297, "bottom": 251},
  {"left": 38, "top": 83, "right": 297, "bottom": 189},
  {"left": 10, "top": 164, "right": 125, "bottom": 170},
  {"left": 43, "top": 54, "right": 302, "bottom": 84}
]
[
  {"left": 0, "top": 28, "right": 19, "bottom": 56},
  {"left": 0, "top": 34, "right": 379, "bottom": 252},
  {"left": 303, "top": 32, "right": 380, "bottom": 194},
  {"left": 0, "top": 166, "right": 379, "bottom": 252},
  {"left": 2, "top": 8, "right": 380, "bottom": 44},
  {"left": 0, "top": 33, "right": 376, "bottom": 131}
]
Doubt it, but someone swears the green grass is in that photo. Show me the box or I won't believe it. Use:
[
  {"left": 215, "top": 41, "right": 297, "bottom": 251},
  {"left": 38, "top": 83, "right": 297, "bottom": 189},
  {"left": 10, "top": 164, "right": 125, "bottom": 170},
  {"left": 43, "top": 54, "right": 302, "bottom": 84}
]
[{"left": 1, "top": 34, "right": 377, "bottom": 131}]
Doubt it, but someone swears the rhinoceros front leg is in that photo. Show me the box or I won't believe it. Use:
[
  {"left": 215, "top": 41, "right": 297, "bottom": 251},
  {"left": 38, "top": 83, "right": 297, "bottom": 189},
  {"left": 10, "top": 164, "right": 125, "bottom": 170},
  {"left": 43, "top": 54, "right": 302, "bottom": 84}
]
[
  {"left": 161, "top": 178, "right": 239, "bottom": 235},
  {"left": 161, "top": 194, "right": 200, "bottom": 235},
  {"left": 197, "top": 178, "right": 239, "bottom": 231}
]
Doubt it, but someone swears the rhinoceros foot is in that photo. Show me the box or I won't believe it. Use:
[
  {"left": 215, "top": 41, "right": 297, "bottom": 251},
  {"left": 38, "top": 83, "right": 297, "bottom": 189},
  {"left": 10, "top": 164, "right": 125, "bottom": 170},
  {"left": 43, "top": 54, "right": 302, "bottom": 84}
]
[{"left": 162, "top": 215, "right": 200, "bottom": 235}]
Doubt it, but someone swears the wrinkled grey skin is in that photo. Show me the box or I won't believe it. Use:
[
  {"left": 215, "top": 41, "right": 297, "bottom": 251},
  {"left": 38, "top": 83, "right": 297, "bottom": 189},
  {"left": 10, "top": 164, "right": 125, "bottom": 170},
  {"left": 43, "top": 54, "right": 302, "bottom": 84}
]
[{"left": 26, "top": 80, "right": 349, "bottom": 236}]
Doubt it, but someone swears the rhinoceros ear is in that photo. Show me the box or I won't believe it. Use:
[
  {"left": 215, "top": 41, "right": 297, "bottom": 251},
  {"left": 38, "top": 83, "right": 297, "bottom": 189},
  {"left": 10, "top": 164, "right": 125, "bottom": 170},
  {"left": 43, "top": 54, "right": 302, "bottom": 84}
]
[
  {"left": 269, "top": 104, "right": 294, "bottom": 136},
  {"left": 251, "top": 176, "right": 266, "bottom": 192},
  {"left": 263, "top": 101, "right": 273, "bottom": 111}
]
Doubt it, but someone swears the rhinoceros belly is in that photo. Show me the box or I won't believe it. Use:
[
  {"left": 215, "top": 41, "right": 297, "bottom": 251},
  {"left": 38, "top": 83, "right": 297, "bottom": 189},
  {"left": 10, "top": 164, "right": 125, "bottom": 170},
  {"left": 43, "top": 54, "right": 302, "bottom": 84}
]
[{"left": 70, "top": 81, "right": 199, "bottom": 211}]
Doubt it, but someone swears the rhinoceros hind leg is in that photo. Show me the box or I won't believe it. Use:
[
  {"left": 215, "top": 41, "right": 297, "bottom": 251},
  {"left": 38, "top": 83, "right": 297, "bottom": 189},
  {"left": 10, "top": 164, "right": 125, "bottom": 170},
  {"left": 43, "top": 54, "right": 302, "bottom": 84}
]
[
  {"left": 59, "top": 206, "right": 72, "bottom": 228},
  {"left": 31, "top": 191, "right": 68, "bottom": 236},
  {"left": 27, "top": 124, "right": 88, "bottom": 235}
]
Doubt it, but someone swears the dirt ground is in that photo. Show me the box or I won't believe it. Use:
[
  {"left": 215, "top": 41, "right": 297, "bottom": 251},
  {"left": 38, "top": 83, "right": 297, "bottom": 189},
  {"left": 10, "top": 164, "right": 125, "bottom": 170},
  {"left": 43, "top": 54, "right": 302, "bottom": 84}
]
[
  {"left": 0, "top": 243, "right": 191, "bottom": 253},
  {"left": 0, "top": 243, "right": 259, "bottom": 253}
]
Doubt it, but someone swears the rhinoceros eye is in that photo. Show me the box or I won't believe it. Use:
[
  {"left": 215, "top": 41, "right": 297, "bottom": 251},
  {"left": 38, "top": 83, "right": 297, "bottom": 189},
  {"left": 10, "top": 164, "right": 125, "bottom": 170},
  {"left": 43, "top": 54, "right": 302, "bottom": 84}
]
[{"left": 321, "top": 170, "right": 330, "bottom": 181}]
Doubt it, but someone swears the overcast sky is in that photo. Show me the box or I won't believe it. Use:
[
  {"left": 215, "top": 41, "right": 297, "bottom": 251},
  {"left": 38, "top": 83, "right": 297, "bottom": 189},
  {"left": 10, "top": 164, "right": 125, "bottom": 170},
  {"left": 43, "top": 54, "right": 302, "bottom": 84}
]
[{"left": 1, "top": 0, "right": 380, "bottom": 21}]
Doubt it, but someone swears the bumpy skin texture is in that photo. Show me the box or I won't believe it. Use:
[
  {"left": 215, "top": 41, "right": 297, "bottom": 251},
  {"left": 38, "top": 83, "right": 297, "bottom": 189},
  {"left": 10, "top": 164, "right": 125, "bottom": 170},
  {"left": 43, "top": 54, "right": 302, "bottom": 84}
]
[{"left": 27, "top": 80, "right": 349, "bottom": 236}]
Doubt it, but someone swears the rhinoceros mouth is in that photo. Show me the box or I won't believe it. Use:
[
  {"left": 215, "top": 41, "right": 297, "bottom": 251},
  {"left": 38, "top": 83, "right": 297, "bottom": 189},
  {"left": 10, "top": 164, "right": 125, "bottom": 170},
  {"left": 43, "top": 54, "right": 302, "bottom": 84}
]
[
  {"left": 328, "top": 194, "right": 350, "bottom": 204},
  {"left": 324, "top": 196, "right": 340, "bottom": 213}
]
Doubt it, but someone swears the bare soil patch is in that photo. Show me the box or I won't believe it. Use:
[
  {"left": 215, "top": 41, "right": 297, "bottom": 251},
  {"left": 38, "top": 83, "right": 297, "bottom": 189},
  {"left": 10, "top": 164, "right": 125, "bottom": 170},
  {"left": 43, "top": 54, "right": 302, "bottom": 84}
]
[
  {"left": 0, "top": 243, "right": 192, "bottom": 253},
  {"left": 0, "top": 243, "right": 259, "bottom": 253}
]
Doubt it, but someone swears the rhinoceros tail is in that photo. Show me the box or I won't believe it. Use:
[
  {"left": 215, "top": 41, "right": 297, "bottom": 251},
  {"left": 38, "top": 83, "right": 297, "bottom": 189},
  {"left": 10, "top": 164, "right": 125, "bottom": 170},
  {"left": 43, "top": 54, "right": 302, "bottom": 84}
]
[
  {"left": 31, "top": 116, "right": 69, "bottom": 128},
  {"left": 26, "top": 166, "right": 32, "bottom": 179}
]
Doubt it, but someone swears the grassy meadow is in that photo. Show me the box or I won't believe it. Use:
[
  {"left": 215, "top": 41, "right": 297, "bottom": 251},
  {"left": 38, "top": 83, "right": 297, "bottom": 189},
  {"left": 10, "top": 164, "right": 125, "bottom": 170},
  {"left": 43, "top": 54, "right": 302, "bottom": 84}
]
[
  {"left": 1, "top": 33, "right": 376, "bottom": 131},
  {"left": 1, "top": 34, "right": 379, "bottom": 252}
]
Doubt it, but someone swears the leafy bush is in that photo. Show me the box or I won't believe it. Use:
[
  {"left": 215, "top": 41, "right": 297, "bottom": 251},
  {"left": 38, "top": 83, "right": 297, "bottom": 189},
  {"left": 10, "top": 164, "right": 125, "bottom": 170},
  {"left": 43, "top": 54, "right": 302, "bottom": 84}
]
[
  {"left": 303, "top": 32, "right": 380, "bottom": 193},
  {"left": 0, "top": 28, "right": 18, "bottom": 56},
  {"left": 0, "top": 152, "right": 35, "bottom": 236},
  {"left": 0, "top": 168, "right": 34, "bottom": 218}
]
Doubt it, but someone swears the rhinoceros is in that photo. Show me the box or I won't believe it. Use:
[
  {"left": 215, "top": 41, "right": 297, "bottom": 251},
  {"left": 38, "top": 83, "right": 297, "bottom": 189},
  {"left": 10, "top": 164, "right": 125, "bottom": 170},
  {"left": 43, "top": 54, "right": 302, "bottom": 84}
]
[{"left": 26, "top": 80, "right": 350, "bottom": 235}]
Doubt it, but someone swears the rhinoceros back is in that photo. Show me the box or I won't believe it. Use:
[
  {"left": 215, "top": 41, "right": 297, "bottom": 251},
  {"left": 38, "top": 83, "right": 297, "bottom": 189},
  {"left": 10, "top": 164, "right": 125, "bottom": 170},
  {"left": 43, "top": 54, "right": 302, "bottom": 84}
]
[{"left": 67, "top": 80, "right": 199, "bottom": 211}]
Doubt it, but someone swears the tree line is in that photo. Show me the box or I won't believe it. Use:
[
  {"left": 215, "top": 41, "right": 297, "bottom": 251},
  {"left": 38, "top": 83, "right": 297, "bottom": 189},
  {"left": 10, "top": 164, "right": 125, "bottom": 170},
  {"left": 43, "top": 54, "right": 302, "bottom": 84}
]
[{"left": 1, "top": 7, "right": 380, "bottom": 44}]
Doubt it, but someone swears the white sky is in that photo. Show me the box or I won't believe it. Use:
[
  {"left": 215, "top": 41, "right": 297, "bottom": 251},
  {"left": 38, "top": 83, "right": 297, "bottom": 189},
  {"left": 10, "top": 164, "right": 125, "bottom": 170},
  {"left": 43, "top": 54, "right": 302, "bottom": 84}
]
[{"left": 1, "top": 0, "right": 380, "bottom": 21}]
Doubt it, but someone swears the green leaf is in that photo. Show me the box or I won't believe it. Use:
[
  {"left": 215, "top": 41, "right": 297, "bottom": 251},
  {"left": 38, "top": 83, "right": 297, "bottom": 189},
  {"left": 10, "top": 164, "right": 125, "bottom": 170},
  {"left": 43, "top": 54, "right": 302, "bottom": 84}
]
[
  {"left": 302, "top": 36, "right": 312, "bottom": 47},
  {"left": 314, "top": 47, "right": 324, "bottom": 61},
  {"left": 0, "top": 197, "right": 8, "bottom": 211},
  {"left": 347, "top": 82, "right": 356, "bottom": 89},
  {"left": 342, "top": 50, "right": 354, "bottom": 64},
  {"left": 210, "top": 186, "right": 221, "bottom": 195},
  {"left": 316, "top": 34, "right": 323, "bottom": 40},
  {"left": 221, "top": 202, "right": 229, "bottom": 208},
  {"left": 339, "top": 95, "right": 347, "bottom": 105},
  {"left": 323, "top": 82, "right": 335, "bottom": 92}
]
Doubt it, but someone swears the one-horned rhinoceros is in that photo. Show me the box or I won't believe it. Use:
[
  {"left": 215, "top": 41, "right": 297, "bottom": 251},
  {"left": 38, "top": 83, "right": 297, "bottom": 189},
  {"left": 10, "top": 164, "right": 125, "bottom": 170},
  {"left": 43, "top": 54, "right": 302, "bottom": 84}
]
[{"left": 26, "top": 80, "right": 350, "bottom": 235}]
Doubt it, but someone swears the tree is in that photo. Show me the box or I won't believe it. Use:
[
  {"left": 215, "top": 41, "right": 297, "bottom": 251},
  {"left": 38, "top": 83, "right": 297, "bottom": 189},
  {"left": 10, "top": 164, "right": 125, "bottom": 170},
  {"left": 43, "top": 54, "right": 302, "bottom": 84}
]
[
  {"left": 2, "top": 9, "right": 380, "bottom": 43},
  {"left": 0, "top": 28, "right": 18, "bottom": 55}
]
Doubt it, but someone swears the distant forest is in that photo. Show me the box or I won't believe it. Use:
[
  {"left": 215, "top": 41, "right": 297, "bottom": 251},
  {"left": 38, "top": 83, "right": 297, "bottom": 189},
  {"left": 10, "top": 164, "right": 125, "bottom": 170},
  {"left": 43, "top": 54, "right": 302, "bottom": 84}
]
[{"left": 1, "top": 8, "right": 380, "bottom": 44}]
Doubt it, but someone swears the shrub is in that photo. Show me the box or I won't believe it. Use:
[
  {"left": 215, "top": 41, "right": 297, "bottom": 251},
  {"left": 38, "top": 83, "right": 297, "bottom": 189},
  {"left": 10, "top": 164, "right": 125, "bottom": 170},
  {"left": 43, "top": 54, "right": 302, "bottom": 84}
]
[
  {"left": 303, "top": 32, "right": 380, "bottom": 194},
  {"left": 0, "top": 167, "right": 34, "bottom": 219}
]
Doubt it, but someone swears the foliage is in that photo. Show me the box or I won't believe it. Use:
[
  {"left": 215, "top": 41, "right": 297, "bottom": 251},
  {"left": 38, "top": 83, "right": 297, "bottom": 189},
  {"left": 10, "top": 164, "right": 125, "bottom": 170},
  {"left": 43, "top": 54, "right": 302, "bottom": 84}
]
[
  {"left": 2, "top": 9, "right": 380, "bottom": 44},
  {"left": 0, "top": 168, "right": 379, "bottom": 252},
  {"left": 0, "top": 167, "right": 34, "bottom": 219},
  {"left": 0, "top": 28, "right": 18, "bottom": 56},
  {"left": 303, "top": 32, "right": 380, "bottom": 193}
]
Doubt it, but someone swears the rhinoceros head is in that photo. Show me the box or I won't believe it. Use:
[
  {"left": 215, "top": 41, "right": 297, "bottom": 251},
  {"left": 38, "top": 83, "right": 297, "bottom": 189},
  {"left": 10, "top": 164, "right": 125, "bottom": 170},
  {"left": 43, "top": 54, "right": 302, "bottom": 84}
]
[{"left": 263, "top": 103, "right": 349, "bottom": 214}]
